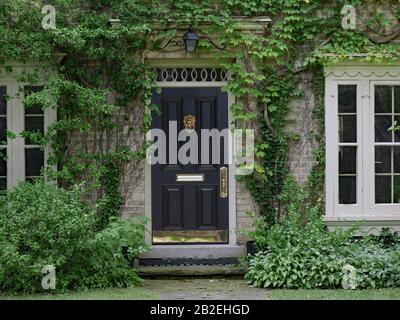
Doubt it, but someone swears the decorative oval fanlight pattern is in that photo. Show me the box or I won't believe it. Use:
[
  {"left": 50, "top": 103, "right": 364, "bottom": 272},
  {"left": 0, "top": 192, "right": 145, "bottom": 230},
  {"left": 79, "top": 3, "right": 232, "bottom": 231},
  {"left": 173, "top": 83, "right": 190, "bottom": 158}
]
[{"left": 154, "top": 68, "right": 229, "bottom": 83}]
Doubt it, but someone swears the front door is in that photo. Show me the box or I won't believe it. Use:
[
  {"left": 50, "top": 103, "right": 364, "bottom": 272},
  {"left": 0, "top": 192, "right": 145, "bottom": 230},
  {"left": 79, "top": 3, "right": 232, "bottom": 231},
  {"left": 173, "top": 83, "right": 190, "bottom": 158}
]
[{"left": 151, "top": 87, "right": 229, "bottom": 244}]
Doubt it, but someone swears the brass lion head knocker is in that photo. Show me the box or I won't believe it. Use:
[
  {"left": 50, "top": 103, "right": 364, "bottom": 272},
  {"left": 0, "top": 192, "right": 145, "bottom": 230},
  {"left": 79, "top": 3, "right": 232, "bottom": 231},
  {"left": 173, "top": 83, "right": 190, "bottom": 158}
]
[{"left": 184, "top": 114, "right": 196, "bottom": 130}]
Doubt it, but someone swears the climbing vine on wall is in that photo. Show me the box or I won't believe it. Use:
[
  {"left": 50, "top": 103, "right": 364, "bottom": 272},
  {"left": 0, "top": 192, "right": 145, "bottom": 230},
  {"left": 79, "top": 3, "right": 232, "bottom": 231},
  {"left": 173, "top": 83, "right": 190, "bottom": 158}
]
[{"left": 1, "top": 0, "right": 400, "bottom": 227}]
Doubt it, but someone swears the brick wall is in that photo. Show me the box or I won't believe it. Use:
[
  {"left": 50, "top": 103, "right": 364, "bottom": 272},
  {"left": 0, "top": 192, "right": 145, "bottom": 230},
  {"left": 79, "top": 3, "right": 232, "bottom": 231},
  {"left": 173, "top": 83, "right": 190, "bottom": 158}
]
[
  {"left": 285, "top": 72, "right": 319, "bottom": 184},
  {"left": 236, "top": 180, "right": 258, "bottom": 244},
  {"left": 122, "top": 168, "right": 145, "bottom": 219}
]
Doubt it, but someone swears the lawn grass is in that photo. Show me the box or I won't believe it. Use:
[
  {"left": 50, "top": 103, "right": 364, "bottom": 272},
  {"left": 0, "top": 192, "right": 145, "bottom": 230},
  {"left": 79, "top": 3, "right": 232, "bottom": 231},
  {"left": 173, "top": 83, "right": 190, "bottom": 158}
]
[
  {"left": 3, "top": 283, "right": 400, "bottom": 300},
  {"left": 269, "top": 289, "right": 400, "bottom": 300},
  {"left": 0, "top": 286, "right": 159, "bottom": 300}
]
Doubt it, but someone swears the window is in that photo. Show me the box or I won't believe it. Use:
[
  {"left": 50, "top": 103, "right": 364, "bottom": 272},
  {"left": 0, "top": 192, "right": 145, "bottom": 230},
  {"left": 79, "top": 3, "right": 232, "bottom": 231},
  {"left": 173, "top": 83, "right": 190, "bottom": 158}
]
[
  {"left": 338, "top": 85, "right": 357, "bottom": 205},
  {"left": 0, "top": 86, "right": 7, "bottom": 190},
  {"left": 374, "top": 86, "right": 400, "bottom": 204},
  {"left": 24, "top": 86, "right": 45, "bottom": 181},
  {"left": 326, "top": 64, "right": 400, "bottom": 220},
  {"left": 0, "top": 81, "right": 54, "bottom": 190}
]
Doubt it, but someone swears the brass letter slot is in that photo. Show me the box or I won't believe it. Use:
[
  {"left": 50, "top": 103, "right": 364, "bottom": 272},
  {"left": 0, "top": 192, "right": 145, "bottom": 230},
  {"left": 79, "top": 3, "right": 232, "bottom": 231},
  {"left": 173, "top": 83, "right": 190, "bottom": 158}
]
[
  {"left": 220, "top": 167, "right": 228, "bottom": 198},
  {"left": 176, "top": 174, "right": 204, "bottom": 182}
]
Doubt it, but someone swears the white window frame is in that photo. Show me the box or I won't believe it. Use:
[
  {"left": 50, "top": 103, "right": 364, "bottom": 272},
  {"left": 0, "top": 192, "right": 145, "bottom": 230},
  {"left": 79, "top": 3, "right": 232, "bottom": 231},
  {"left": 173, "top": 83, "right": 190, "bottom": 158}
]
[
  {"left": 325, "top": 63, "right": 400, "bottom": 223},
  {"left": 0, "top": 81, "right": 12, "bottom": 189},
  {"left": 1, "top": 77, "right": 56, "bottom": 189},
  {"left": 326, "top": 80, "right": 363, "bottom": 218},
  {"left": 368, "top": 80, "right": 400, "bottom": 217}
]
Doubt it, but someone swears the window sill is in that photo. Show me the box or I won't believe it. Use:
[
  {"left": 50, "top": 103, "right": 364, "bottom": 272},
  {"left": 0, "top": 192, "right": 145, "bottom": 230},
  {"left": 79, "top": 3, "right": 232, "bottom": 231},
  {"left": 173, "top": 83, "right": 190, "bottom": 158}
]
[
  {"left": 325, "top": 216, "right": 400, "bottom": 222},
  {"left": 325, "top": 216, "right": 400, "bottom": 234}
]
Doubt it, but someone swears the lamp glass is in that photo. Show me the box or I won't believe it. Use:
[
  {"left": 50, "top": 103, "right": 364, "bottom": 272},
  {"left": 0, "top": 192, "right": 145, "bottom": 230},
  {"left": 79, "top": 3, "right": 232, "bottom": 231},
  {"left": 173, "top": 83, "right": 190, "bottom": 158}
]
[
  {"left": 183, "top": 28, "right": 199, "bottom": 53},
  {"left": 184, "top": 39, "right": 198, "bottom": 53}
]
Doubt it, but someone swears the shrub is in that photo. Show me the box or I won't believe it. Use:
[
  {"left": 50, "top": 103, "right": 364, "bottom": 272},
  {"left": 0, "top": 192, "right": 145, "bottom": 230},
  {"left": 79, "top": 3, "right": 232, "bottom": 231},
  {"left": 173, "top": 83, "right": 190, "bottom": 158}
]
[
  {"left": 0, "top": 180, "right": 148, "bottom": 293},
  {"left": 245, "top": 177, "right": 400, "bottom": 290},
  {"left": 245, "top": 213, "right": 355, "bottom": 289},
  {"left": 346, "top": 239, "right": 400, "bottom": 289}
]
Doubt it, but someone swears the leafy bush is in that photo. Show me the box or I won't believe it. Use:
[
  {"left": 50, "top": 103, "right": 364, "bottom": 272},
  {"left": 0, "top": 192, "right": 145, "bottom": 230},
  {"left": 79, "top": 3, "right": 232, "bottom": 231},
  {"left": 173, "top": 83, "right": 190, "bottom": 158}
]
[
  {"left": 245, "top": 178, "right": 400, "bottom": 290},
  {"left": 346, "top": 239, "right": 400, "bottom": 289},
  {"left": 245, "top": 213, "right": 355, "bottom": 289},
  {"left": 0, "top": 180, "right": 148, "bottom": 293}
]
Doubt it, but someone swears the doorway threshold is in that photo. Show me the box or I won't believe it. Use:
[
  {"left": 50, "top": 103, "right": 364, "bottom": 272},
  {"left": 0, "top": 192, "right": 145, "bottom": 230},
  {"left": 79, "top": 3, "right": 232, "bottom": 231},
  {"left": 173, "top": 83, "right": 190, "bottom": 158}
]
[
  {"left": 138, "top": 264, "right": 246, "bottom": 277},
  {"left": 140, "top": 244, "right": 246, "bottom": 260}
]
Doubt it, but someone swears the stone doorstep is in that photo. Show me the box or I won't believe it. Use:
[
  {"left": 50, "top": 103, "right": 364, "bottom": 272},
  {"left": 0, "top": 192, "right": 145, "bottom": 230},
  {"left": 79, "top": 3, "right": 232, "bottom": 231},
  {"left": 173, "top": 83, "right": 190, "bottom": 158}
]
[
  {"left": 138, "top": 264, "right": 247, "bottom": 277},
  {"left": 137, "top": 245, "right": 247, "bottom": 276},
  {"left": 139, "top": 245, "right": 246, "bottom": 260}
]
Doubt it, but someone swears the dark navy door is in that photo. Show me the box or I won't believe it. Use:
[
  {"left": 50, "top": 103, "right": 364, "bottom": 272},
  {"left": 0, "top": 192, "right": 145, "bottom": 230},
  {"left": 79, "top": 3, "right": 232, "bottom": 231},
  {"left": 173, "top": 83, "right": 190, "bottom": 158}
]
[{"left": 151, "top": 87, "right": 229, "bottom": 244}]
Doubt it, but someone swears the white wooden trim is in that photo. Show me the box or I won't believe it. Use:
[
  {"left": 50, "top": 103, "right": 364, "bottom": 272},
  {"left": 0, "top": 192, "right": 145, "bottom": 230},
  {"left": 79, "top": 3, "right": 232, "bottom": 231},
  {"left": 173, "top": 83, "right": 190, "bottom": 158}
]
[
  {"left": 325, "top": 76, "right": 335, "bottom": 217},
  {"left": 156, "top": 82, "right": 228, "bottom": 88},
  {"left": 228, "top": 91, "right": 237, "bottom": 245},
  {"left": 0, "top": 81, "right": 12, "bottom": 189},
  {"left": 144, "top": 102, "right": 152, "bottom": 245},
  {"left": 325, "top": 79, "right": 363, "bottom": 218},
  {"left": 11, "top": 81, "right": 24, "bottom": 185}
]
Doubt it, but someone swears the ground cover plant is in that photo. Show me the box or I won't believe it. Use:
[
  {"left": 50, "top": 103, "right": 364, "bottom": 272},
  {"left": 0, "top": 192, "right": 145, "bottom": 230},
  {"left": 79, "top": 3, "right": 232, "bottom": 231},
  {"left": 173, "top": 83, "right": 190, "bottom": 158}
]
[{"left": 245, "top": 178, "right": 400, "bottom": 290}]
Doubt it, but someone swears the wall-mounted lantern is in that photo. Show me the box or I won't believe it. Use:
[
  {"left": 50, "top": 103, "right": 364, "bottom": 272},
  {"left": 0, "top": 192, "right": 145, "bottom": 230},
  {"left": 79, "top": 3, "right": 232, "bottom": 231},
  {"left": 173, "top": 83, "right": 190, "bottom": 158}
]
[
  {"left": 182, "top": 27, "right": 199, "bottom": 53},
  {"left": 160, "top": 27, "right": 226, "bottom": 53}
]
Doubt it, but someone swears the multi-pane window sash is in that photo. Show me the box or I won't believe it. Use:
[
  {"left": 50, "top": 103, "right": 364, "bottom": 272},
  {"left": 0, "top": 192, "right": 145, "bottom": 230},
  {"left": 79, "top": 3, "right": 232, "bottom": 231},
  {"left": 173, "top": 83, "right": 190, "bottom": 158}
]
[
  {"left": 374, "top": 86, "right": 400, "bottom": 204},
  {"left": 338, "top": 85, "right": 358, "bottom": 205},
  {"left": 24, "top": 86, "right": 45, "bottom": 181}
]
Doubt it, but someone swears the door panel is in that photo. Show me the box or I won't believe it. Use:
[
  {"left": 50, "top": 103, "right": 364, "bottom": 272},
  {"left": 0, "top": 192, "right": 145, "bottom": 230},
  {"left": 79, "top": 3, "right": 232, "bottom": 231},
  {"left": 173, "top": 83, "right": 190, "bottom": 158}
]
[
  {"left": 151, "top": 87, "right": 229, "bottom": 244},
  {"left": 162, "top": 185, "right": 183, "bottom": 229},
  {"left": 197, "top": 97, "right": 217, "bottom": 169},
  {"left": 197, "top": 185, "right": 218, "bottom": 228},
  {"left": 162, "top": 97, "right": 182, "bottom": 169}
]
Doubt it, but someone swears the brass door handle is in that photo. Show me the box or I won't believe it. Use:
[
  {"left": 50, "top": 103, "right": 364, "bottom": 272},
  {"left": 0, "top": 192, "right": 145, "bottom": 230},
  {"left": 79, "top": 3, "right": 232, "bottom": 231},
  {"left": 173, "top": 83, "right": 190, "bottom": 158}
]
[{"left": 220, "top": 167, "right": 228, "bottom": 198}]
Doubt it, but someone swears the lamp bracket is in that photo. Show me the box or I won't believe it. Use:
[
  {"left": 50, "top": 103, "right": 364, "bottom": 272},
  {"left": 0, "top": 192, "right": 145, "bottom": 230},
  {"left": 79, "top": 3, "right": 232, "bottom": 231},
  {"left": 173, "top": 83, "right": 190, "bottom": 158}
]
[
  {"left": 159, "top": 36, "right": 185, "bottom": 50},
  {"left": 158, "top": 28, "right": 226, "bottom": 52}
]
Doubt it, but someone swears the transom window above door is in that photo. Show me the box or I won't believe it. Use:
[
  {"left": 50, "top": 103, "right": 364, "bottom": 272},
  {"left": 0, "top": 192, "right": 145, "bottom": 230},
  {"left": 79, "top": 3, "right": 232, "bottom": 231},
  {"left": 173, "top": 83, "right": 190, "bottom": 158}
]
[
  {"left": 325, "top": 64, "right": 400, "bottom": 220},
  {"left": 153, "top": 67, "right": 229, "bottom": 84}
]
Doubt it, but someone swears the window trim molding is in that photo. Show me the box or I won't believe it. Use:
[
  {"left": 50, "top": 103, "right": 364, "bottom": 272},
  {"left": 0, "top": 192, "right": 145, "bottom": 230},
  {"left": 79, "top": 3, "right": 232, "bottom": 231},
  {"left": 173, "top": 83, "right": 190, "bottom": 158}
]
[
  {"left": 0, "top": 81, "right": 12, "bottom": 189},
  {"left": 325, "top": 62, "right": 400, "bottom": 222}
]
